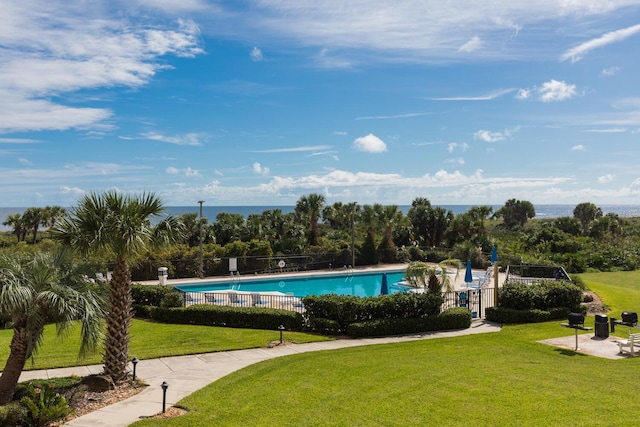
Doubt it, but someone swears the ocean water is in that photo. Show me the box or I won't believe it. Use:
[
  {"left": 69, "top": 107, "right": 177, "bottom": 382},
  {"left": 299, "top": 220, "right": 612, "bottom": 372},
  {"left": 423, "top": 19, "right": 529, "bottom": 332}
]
[{"left": 2, "top": 204, "right": 640, "bottom": 231}]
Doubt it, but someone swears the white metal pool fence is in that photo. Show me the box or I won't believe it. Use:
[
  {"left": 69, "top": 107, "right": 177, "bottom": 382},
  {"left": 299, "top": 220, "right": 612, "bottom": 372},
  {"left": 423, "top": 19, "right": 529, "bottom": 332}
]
[{"left": 178, "top": 287, "right": 497, "bottom": 318}]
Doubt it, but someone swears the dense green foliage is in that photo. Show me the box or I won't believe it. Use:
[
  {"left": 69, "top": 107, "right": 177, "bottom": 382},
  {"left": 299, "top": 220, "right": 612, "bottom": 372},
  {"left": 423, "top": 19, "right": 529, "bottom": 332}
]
[
  {"left": 303, "top": 292, "right": 445, "bottom": 334},
  {"left": 345, "top": 307, "right": 471, "bottom": 337},
  {"left": 134, "top": 304, "right": 305, "bottom": 331},
  {"left": 3, "top": 197, "right": 640, "bottom": 278},
  {"left": 486, "top": 279, "right": 583, "bottom": 323}
]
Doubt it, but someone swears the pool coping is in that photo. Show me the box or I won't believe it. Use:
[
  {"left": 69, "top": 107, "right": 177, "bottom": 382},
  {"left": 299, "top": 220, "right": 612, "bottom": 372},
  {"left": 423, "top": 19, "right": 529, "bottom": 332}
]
[{"left": 139, "top": 263, "right": 410, "bottom": 287}]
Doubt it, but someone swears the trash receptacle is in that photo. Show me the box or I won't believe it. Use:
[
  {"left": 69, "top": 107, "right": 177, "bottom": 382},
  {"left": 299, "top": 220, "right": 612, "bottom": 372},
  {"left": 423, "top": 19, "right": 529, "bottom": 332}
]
[
  {"left": 595, "top": 314, "right": 609, "bottom": 338},
  {"left": 158, "top": 267, "right": 168, "bottom": 285}
]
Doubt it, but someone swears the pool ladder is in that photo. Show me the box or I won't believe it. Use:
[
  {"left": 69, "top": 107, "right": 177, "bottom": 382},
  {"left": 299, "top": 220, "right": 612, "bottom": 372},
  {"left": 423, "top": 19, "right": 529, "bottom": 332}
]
[{"left": 344, "top": 265, "right": 353, "bottom": 279}]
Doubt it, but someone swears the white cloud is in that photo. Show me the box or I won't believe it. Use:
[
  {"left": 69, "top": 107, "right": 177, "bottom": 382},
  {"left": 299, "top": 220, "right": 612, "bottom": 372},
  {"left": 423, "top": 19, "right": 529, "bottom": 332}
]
[
  {"left": 184, "top": 167, "right": 200, "bottom": 177},
  {"left": 334, "top": 131, "right": 347, "bottom": 136},
  {"left": 253, "top": 162, "right": 270, "bottom": 176},
  {"left": 602, "top": 66, "right": 620, "bottom": 76},
  {"left": 473, "top": 129, "right": 512, "bottom": 143},
  {"left": 430, "top": 88, "right": 515, "bottom": 101},
  {"left": 18, "top": 158, "right": 32, "bottom": 166},
  {"left": 353, "top": 134, "right": 387, "bottom": 153},
  {"left": 539, "top": 80, "right": 577, "bottom": 102},
  {"left": 0, "top": 6, "right": 203, "bottom": 133},
  {"left": 458, "top": 36, "right": 483, "bottom": 52},
  {"left": 448, "top": 142, "right": 470, "bottom": 153},
  {"left": 253, "top": 145, "right": 332, "bottom": 153},
  {"left": 210, "top": 1, "right": 636, "bottom": 65},
  {"left": 597, "top": 174, "right": 615, "bottom": 183},
  {"left": 582, "top": 128, "right": 626, "bottom": 133},
  {"left": 571, "top": 145, "right": 585, "bottom": 151},
  {"left": 140, "top": 132, "right": 206, "bottom": 146},
  {"left": 250, "top": 47, "right": 264, "bottom": 61},
  {"left": 166, "top": 166, "right": 200, "bottom": 177},
  {"left": 517, "top": 80, "right": 577, "bottom": 102},
  {"left": 562, "top": 24, "right": 640, "bottom": 63}
]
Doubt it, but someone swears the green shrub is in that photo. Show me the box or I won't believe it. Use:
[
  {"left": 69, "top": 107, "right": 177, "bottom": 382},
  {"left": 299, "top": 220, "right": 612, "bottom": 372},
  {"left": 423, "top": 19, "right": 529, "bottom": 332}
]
[
  {"left": 499, "top": 280, "right": 582, "bottom": 312},
  {"left": 345, "top": 307, "right": 472, "bottom": 338},
  {"left": 308, "top": 318, "right": 341, "bottom": 335},
  {"left": 132, "top": 284, "right": 182, "bottom": 307},
  {"left": 139, "top": 304, "right": 305, "bottom": 331},
  {"left": 302, "top": 292, "right": 444, "bottom": 331},
  {"left": 0, "top": 402, "right": 27, "bottom": 426},
  {"left": 20, "top": 384, "right": 73, "bottom": 426}
]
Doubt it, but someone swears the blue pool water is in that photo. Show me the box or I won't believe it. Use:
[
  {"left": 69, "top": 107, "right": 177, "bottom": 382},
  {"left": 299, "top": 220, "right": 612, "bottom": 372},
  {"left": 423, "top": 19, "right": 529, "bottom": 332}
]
[{"left": 175, "top": 270, "right": 407, "bottom": 298}]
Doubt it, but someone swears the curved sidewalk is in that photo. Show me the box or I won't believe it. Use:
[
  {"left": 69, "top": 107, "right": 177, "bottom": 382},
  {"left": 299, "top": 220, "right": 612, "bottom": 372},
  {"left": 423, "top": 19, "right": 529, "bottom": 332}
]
[{"left": 19, "top": 320, "right": 501, "bottom": 427}]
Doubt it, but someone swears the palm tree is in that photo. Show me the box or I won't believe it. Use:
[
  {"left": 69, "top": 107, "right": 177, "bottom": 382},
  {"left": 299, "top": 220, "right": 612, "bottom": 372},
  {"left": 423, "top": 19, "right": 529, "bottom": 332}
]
[
  {"left": 2, "top": 213, "right": 27, "bottom": 242},
  {"left": 294, "top": 193, "right": 325, "bottom": 246},
  {"left": 53, "top": 191, "right": 179, "bottom": 382},
  {"left": 0, "top": 251, "right": 104, "bottom": 404},
  {"left": 404, "top": 260, "right": 457, "bottom": 293}
]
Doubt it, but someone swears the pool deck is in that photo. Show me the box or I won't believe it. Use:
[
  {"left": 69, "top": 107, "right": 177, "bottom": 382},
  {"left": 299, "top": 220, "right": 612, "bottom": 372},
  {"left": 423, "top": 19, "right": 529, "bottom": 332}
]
[{"left": 144, "top": 262, "right": 507, "bottom": 291}]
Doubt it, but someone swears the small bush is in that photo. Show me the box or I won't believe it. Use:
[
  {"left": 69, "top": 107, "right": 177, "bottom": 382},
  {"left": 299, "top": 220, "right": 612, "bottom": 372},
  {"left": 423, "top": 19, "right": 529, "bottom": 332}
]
[
  {"left": 20, "top": 384, "right": 73, "bottom": 426},
  {"left": 132, "top": 284, "right": 182, "bottom": 308},
  {"left": 308, "top": 318, "right": 341, "bottom": 335},
  {"left": 139, "top": 304, "right": 305, "bottom": 331},
  {"left": 346, "top": 307, "right": 472, "bottom": 338},
  {"left": 0, "top": 402, "right": 27, "bottom": 426}
]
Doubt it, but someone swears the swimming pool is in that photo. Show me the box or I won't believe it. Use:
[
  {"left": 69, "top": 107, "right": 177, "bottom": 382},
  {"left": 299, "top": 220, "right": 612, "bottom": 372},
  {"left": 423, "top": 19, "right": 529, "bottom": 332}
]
[{"left": 175, "top": 270, "right": 408, "bottom": 298}]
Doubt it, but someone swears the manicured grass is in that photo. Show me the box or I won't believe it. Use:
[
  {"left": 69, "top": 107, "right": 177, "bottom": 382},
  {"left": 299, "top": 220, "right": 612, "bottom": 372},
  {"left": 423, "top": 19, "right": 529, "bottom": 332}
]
[
  {"left": 579, "top": 270, "right": 640, "bottom": 316},
  {"left": 128, "top": 272, "right": 640, "bottom": 426},
  {"left": 131, "top": 321, "right": 640, "bottom": 427},
  {"left": 0, "top": 320, "right": 330, "bottom": 370}
]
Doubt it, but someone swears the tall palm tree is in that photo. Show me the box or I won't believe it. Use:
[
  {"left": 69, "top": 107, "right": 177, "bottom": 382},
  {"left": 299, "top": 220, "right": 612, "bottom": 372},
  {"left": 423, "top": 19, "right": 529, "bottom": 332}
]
[
  {"left": 53, "top": 191, "right": 179, "bottom": 382},
  {"left": 295, "top": 193, "right": 325, "bottom": 246},
  {"left": 0, "top": 251, "right": 104, "bottom": 404},
  {"left": 2, "top": 213, "right": 27, "bottom": 242}
]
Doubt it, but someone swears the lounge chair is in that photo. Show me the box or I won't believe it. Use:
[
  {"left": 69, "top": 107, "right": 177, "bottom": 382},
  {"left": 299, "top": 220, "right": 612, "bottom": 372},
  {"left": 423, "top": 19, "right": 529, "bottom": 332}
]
[
  {"left": 227, "top": 291, "right": 247, "bottom": 305},
  {"left": 205, "top": 293, "right": 225, "bottom": 305},
  {"left": 251, "top": 292, "right": 269, "bottom": 306}
]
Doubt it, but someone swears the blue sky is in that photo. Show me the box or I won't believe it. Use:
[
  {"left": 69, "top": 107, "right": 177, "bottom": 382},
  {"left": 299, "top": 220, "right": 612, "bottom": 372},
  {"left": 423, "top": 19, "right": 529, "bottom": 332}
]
[{"left": 1, "top": 1, "right": 640, "bottom": 207}]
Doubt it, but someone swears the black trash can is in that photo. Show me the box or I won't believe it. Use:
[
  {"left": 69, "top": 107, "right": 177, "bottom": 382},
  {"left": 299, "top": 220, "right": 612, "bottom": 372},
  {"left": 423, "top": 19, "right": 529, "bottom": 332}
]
[{"left": 595, "top": 314, "right": 609, "bottom": 338}]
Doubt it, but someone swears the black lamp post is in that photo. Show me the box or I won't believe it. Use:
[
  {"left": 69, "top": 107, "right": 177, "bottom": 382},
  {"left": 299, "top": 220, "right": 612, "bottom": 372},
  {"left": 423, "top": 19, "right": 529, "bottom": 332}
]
[
  {"left": 131, "top": 357, "right": 139, "bottom": 381},
  {"left": 161, "top": 381, "right": 169, "bottom": 413},
  {"left": 278, "top": 324, "right": 285, "bottom": 344}
]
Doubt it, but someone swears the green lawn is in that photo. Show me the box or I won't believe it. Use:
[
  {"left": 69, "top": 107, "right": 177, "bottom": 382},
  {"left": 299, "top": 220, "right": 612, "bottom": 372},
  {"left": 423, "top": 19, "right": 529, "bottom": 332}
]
[
  {"left": 5, "top": 272, "right": 640, "bottom": 425},
  {"left": 579, "top": 270, "right": 640, "bottom": 316},
  {"left": 0, "top": 320, "right": 330, "bottom": 370},
  {"left": 127, "top": 272, "right": 640, "bottom": 426}
]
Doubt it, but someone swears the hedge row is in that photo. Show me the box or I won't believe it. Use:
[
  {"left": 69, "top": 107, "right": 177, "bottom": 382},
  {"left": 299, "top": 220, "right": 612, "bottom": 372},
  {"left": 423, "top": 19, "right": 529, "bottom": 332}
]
[
  {"left": 499, "top": 280, "right": 582, "bottom": 312},
  {"left": 344, "top": 307, "right": 472, "bottom": 338},
  {"left": 302, "top": 292, "right": 444, "bottom": 331},
  {"left": 133, "top": 303, "right": 304, "bottom": 331},
  {"left": 485, "top": 306, "right": 572, "bottom": 324},
  {"left": 131, "top": 284, "right": 183, "bottom": 308}
]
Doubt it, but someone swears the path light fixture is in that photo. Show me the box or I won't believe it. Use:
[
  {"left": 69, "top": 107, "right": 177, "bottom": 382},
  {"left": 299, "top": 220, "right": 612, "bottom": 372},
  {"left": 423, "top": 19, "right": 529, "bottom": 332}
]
[
  {"left": 278, "top": 324, "right": 285, "bottom": 344},
  {"left": 131, "top": 357, "right": 139, "bottom": 381},
  {"left": 161, "top": 381, "right": 169, "bottom": 413}
]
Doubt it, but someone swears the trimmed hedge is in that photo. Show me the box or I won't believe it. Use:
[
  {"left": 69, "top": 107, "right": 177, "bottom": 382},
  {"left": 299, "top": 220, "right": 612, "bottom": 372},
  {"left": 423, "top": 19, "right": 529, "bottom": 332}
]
[
  {"left": 302, "top": 292, "right": 444, "bottom": 331},
  {"left": 485, "top": 306, "right": 572, "bottom": 324},
  {"left": 345, "top": 307, "right": 472, "bottom": 338},
  {"left": 131, "top": 284, "right": 183, "bottom": 308},
  {"left": 498, "top": 280, "right": 582, "bottom": 312},
  {"left": 133, "top": 303, "right": 304, "bottom": 331}
]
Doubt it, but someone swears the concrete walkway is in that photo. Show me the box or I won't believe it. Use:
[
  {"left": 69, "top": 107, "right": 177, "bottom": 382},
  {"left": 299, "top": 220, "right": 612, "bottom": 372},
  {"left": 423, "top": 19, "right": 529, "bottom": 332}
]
[{"left": 18, "top": 321, "right": 502, "bottom": 427}]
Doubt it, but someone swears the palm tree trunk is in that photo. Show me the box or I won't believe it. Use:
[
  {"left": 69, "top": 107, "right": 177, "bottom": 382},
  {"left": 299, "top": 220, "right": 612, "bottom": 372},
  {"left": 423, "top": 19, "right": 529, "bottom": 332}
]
[
  {"left": 103, "top": 256, "right": 133, "bottom": 382},
  {"left": 0, "top": 327, "right": 29, "bottom": 405}
]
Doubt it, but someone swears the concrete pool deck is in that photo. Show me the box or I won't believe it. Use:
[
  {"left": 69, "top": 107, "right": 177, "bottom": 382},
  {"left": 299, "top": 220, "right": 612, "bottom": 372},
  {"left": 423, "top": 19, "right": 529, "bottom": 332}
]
[
  {"left": 20, "top": 320, "right": 502, "bottom": 427},
  {"left": 146, "top": 262, "right": 507, "bottom": 292}
]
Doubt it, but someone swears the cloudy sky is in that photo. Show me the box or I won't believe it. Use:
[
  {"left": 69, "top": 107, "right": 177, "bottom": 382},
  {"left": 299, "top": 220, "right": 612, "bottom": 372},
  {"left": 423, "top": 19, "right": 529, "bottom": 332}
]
[{"left": 1, "top": 1, "right": 640, "bottom": 207}]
